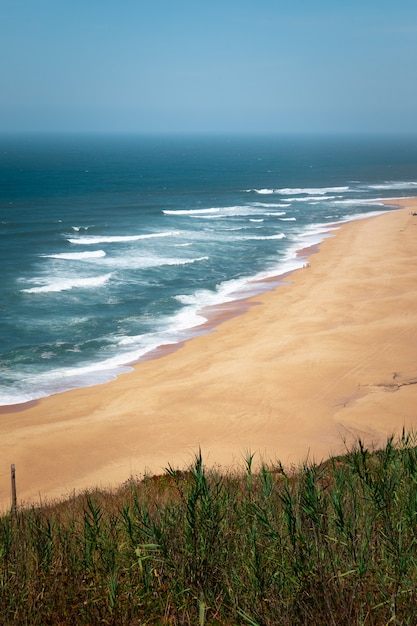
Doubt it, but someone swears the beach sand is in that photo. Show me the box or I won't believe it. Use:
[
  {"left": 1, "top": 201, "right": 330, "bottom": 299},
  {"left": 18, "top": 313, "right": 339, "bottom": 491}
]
[{"left": 1, "top": 198, "right": 417, "bottom": 511}]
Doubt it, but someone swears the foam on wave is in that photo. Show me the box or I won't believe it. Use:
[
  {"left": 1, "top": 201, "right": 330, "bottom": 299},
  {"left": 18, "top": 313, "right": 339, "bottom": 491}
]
[
  {"left": 22, "top": 273, "right": 112, "bottom": 294},
  {"left": 249, "top": 186, "right": 350, "bottom": 195},
  {"left": 239, "top": 233, "right": 286, "bottom": 241},
  {"left": 282, "top": 195, "right": 339, "bottom": 202},
  {"left": 43, "top": 250, "right": 106, "bottom": 260},
  {"left": 368, "top": 181, "right": 417, "bottom": 191},
  {"left": 98, "top": 255, "right": 209, "bottom": 270},
  {"left": 68, "top": 232, "right": 177, "bottom": 245},
  {"left": 163, "top": 208, "right": 220, "bottom": 216},
  {"left": 277, "top": 186, "right": 350, "bottom": 195},
  {"left": 164, "top": 205, "right": 270, "bottom": 218}
]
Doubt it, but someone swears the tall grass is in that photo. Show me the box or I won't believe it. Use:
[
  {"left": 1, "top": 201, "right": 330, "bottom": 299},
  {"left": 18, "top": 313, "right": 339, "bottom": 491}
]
[{"left": 1, "top": 434, "right": 417, "bottom": 624}]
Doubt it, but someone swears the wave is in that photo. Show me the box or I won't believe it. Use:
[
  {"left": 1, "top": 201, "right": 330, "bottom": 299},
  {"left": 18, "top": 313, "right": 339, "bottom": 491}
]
[
  {"left": 249, "top": 186, "right": 349, "bottom": 195},
  {"left": 43, "top": 250, "right": 106, "bottom": 260},
  {"left": 239, "top": 233, "right": 286, "bottom": 241},
  {"left": 220, "top": 226, "right": 247, "bottom": 231},
  {"left": 174, "top": 274, "right": 265, "bottom": 309},
  {"left": 277, "top": 186, "right": 350, "bottom": 195},
  {"left": 279, "top": 217, "right": 296, "bottom": 221},
  {"left": 68, "top": 231, "right": 178, "bottom": 245},
  {"left": 251, "top": 202, "right": 291, "bottom": 208},
  {"left": 282, "top": 195, "right": 340, "bottom": 203},
  {"left": 98, "top": 254, "right": 209, "bottom": 270},
  {"left": 21, "top": 273, "right": 112, "bottom": 294},
  {"left": 165, "top": 256, "right": 209, "bottom": 266},
  {"left": 332, "top": 198, "right": 386, "bottom": 206},
  {"left": 248, "top": 188, "right": 276, "bottom": 195},
  {"left": 164, "top": 206, "right": 268, "bottom": 218},
  {"left": 163, "top": 208, "right": 220, "bottom": 216},
  {"left": 288, "top": 209, "right": 394, "bottom": 248},
  {"left": 367, "top": 181, "right": 417, "bottom": 191}
]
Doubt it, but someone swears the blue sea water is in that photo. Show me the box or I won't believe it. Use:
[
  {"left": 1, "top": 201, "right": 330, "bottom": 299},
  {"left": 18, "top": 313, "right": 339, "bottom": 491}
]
[{"left": 1, "top": 133, "right": 417, "bottom": 406}]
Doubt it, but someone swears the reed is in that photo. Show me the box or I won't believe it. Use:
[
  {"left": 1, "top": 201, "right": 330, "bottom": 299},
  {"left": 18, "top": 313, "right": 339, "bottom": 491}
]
[{"left": 1, "top": 433, "right": 417, "bottom": 624}]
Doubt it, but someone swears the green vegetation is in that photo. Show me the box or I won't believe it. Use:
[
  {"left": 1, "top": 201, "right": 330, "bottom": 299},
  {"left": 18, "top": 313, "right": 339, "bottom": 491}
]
[{"left": 2, "top": 433, "right": 417, "bottom": 625}]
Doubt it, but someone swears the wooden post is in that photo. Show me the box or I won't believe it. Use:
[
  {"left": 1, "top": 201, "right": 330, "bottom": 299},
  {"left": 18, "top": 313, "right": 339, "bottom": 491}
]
[{"left": 11, "top": 464, "right": 17, "bottom": 515}]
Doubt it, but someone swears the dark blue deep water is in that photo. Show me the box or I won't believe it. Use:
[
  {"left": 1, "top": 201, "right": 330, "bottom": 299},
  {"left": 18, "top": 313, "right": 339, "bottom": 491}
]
[{"left": 1, "top": 134, "right": 416, "bottom": 405}]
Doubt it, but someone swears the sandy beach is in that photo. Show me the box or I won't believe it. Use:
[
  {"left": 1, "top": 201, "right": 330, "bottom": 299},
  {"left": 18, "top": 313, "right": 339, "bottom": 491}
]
[{"left": 1, "top": 198, "right": 417, "bottom": 511}]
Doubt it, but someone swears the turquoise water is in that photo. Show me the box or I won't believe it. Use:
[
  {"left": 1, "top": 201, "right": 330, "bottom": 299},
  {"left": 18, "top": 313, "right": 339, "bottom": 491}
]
[{"left": 1, "top": 134, "right": 416, "bottom": 406}]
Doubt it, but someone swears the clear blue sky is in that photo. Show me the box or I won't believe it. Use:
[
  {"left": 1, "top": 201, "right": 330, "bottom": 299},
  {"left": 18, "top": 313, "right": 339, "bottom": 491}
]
[{"left": 1, "top": 0, "right": 417, "bottom": 134}]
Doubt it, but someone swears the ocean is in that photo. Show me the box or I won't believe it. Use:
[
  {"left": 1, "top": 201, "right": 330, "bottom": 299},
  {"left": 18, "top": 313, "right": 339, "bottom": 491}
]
[{"left": 1, "top": 133, "right": 417, "bottom": 407}]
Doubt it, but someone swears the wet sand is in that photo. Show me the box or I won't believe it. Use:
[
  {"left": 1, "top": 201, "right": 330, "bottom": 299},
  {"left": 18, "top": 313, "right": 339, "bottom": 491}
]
[{"left": 1, "top": 198, "right": 417, "bottom": 510}]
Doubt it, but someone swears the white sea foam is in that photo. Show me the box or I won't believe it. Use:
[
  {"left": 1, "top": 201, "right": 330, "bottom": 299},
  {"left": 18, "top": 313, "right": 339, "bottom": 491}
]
[
  {"left": 252, "top": 202, "right": 291, "bottom": 208},
  {"left": 41, "top": 351, "right": 55, "bottom": 359},
  {"left": 279, "top": 217, "right": 296, "bottom": 221},
  {"left": 98, "top": 255, "right": 209, "bottom": 270},
  {"left": 239, "top": 233, "right": 286, "bottom": 241},
  {"left": 0, "top": 390, "right": 49, "bottom": 406},
  {"left": 282, "top": 195, "right": 339, "bottom": 202},
  {"left": 249, "top": 186, "right": 349, "bottom": 195},
  {"left": 21, "top": 273, "right": 112, "bottom": 294},
  {"left": 163, "top": 208, "right": 220, "bottom": 216},
  {"left": 68, "top": 231, "right": 178, "bottom": 245},
  {"left": 174, "top": 252, "right": 310, "bottom": 315},
  {"left": 294, "top": 226, "right": 339, "bottom": 247},
  {"left": 43, "top": 250, "right": 106, "bottom": 260},
  {"left": 285, "top": 209, "right": 392, "bottom": 251},
  {"left": 367, "top": 181, "right": 417, "bottom": 191},
  {"left": 167, "top": 307, "right": 208, "bottom": 331},
  {"left": 174, "top": 275, "right": 259, "bottom": 310},
  {"left": 165, "top": 205, "right": 268, "bottom": 219},
  {"left": 277, "top": 186, "right": 350, "bottom": 195},
  {"left": 332, "top": 198, "right": 386, "bottom": 206},
  {"left": 165, "top": 256, "right": 209, "bottom": 266}
]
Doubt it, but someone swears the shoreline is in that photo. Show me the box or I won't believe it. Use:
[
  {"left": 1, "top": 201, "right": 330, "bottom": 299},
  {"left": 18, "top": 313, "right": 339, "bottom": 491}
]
[
  {"left": 0, "top": 239, "right": 323, "bottom": 415},
  {"left": 0, "top": 214, "right": 386, "bottom": 414},
  {"left": 0, "top": 277, "right": 290, "bottom": 416},
  {"left": 1, "top": 198, "right": 417, "bottom": 510}
]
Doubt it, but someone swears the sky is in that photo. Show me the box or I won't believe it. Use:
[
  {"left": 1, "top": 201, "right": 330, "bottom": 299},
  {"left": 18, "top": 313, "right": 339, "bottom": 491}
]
[{"left": 1, "top": 0, "right": 417, "bottom": 135}]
